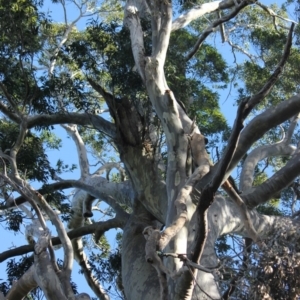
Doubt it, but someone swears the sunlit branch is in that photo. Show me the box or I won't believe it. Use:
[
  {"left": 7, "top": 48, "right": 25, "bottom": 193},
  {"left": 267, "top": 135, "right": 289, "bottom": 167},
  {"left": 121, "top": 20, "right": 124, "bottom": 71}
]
[
  {"left": 240, "top": 116, "right": 299, "bottom": 193},
  {"left": 172, "top": 0, "right": 240, "bottom": 31},
  {"left": 33, "top": 230, "right": 68, "bottom": 299},
  {"left": 48, "top": 2, "right": 84, "bottom": 74},
  {"left": 124, "top": 0, "right": 147, "bottom": 81},
  {"left": 153, "top": 1, "right": 172, "bottom": 64},
  {"left": 62, "top": 124, "right": 90, "bottom": 180},
  {"left": 227, "top": 39, "right": 256, "bottom": 61},
  {"left": 65, "top": 179, "right": 130, "bottom": 217},
  {"left": 95, "top": 162, "right": 126, "bottom": 181},
  {"left": 243, "top": 145, "right": 300, "bottom": 208}
]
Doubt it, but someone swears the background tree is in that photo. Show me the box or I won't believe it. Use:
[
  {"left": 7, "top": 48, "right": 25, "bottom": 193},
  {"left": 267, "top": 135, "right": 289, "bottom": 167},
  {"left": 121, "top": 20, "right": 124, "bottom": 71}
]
[{"left": 0, "top": 0, "right": 300, "bottom": 299}]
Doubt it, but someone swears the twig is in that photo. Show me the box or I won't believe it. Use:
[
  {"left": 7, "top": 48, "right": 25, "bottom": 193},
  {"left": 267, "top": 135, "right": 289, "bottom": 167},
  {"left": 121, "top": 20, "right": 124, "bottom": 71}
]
[{"left": 185, "top": 0, "right": 253, "bottom": 61}]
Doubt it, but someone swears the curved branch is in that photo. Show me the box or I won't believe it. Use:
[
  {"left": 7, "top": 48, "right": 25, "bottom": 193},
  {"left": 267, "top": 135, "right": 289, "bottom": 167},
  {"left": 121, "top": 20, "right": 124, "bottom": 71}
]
[
  {"left": 172, "top": 0, "right": 245, "bottom": 31},
  {"left": 240, "top": 143, "right": 297, "bottom": 193},
  {"left": 64, "top": 178, "right": 133, "bottom": 219},
  {"left": 5, "top": 265, "right": 37, "bottom": 300},
  {"left": 239, "top": 114, "right": 300, "bottom": 193},
  {"left": 256, "top": 1, "right": 298, "bottom": 25},
  {"left": 0, "top": 100, "right": 21, "bottom": 123},
  {"left": 227, "top": 94, "right": 300, "bottom": 177},
  {"left": 242, "top": 146, "right": 300, "bottom": 208},
  {"left": 62, "top": 124, "right": 90, "bottom": 180},
  {"left": 172, "top": 0, "right": 222, "bottom": 31},
  {"left": 73, "top": 237, "right": 110, "bottom": 300},
  {"left": 185, "top": 0, "right": 252, "bottom": 61},
  {"left": 27, "top": 113, "right": 116, "bottom": 138},
  {"left": 95, "top": 162, "right": 126, "bottom": 181}
]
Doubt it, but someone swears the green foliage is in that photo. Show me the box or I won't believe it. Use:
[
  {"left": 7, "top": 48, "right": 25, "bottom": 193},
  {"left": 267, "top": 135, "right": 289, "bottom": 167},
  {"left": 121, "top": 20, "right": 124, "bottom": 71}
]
[
  {"left": 6, "top": 210, "right": 24, "bottom": 232},
  {"left": 0, "top": 121, "right": 55, "bottom": 182},
  {"left": 6, "top": 255, "right": 34, "bottom": 283},
  {"left": 40, "top": 129, "right": 62, "bottom": 149}
]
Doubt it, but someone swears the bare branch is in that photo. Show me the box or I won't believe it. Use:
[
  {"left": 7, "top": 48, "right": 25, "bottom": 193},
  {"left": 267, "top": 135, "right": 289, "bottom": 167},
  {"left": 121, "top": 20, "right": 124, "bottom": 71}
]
[
  {"left": 256, "top": 2, "right": 298, "bottom": 26},
  {"left": 0, "top": 98, "right": 22, "bottom": 123},
  {"left": 48, "top": 8, "right": 84, "bottom": 74},
  {"left": 239, "top": 116, "right": 299, "bottom": 193},
  {"left": 5, "top": 266, "right": 37, "bottom": 300},
  {"left": 153, "top": 1, "right": 172, "bottom": 65},
  {"left": 33, "top": 230, "right": 69, "bottom": 300},
  {"left": 73, "top": 234, "right": 110, "bottom": 300},
  {"left": 223, "top": 180, "right": 258, "bottom": 241},
  {"left": 172, "top": 0, "right": 242, "bottom": 31},
  {"left": 185, "top": 0, "right": 252, "bottom": 61},
  {"left": 0, "top": 218, "right": 124, "bottom": 263},
  {"left": 124, "top": 0, "right": 146, "bottom": 81},
  {"left": 62, "top": 124, "right": 90, "bottom": 180},
  {"left": 95, "top": 162, "right": 126, "bottom": 181},
  {"left": 243, "top": 145, "right": 300, "bottom": 208},
  {"left": 27, "top": 113, "right": 116, "bottom": 138}
]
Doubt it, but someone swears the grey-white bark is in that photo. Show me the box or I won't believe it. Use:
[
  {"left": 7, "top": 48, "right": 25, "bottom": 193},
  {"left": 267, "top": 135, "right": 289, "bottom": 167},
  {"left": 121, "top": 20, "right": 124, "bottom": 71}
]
[{"left": 1, "top": 0, "right": 300, "bottom": 299}]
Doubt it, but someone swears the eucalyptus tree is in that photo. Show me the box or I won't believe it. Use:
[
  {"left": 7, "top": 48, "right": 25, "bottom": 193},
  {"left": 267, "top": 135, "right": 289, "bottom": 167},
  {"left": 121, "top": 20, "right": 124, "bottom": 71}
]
[{"left": 1, "top": 0, "right": 300, "bottom": 299}]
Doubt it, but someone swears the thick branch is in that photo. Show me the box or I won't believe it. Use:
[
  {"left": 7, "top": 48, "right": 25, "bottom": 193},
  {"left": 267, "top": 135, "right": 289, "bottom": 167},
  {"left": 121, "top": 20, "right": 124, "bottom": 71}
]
[
  {"left": 124, "top": 0, "right": 146, "bottom": 81},
  {"left": 172, "top": 1, "right": 222, "bottom": 31},
  {"left": 153, "top": 1, "right": 172, "bottom": 64},
  {"left": 33, "top": 230, "right": 68, "bottom": 300},
  {"left": 172, "top": 0, "right": 243, "bottom": 31},
  {"left": 242, "top": 146, "right": 300, "bottom": 208},
  {"left": 240, "top": 141, "right": 297, "bottom": 193},
  {"left": 62, "top": 124, "right": 90, "bottom": 180},
  {"left": 5, "top": 266, "right": 37, "bottom": 300},
  {"left": 65, "top": 178, "right": 132, "bottom": 218},
  {"left": 27, "top": 113, "right": 116, "bottom": 138},
  {"left": 0, "top": 100, "right": 21, "bottom": 123},
  {"left": 228, "top": 94, "right": 300, "bottom": 177}
]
